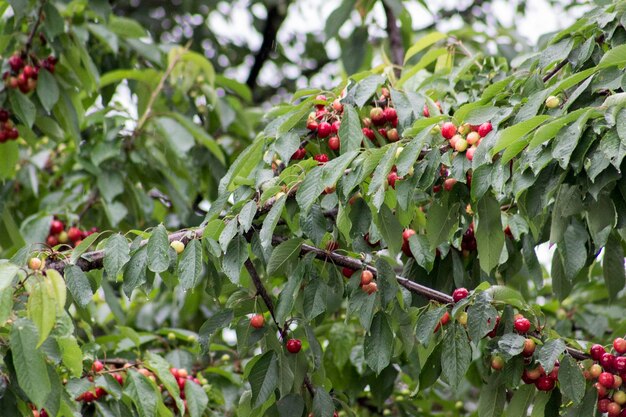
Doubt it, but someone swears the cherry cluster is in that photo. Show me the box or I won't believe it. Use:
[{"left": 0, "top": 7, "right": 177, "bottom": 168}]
[
  {"left": 339, "top": 267, "right": 378, "bottom": 295},
  {"left": 0, "top": 108, "right": 19, "bottom": 143},
  {"left": 3, "top": 53, "right": 55, "bottom": 94},
  {"left": 584, "top": 340, "right": 626, "bottom": 416},
  {"left": 362, "top": 88, "right": 399, "bottom": 144},
  {"left": 440, "top": 120, "right": 492, "bottom": 161},
  {"left": 47, "top": 218, "right": 98, "bottom": 248},
  {"left": 248, "top": 313, "right": 304, "bottom": 354}
]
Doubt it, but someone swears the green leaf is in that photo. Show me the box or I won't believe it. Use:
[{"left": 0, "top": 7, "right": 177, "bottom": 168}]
[
  {"left": 123, "top": 246, "right": 148, "bottom": 296},
  {"left": 426, "top": 193, "right": 460, "bottom": 249},
  {"left": 9, "top": 89, "right": 36, "bottom": 128},
  {"left": 296, "top": 168, "right": 324, "bottom": 213},
  {"left": 441, "top": 322, "right": 472, "bottom": 389},
  {"left": 249, "top": 351, "right": 278, "bottom": 408},
  {"left": 104, "top": 234, "right": 130, "bottom": 279},
  {"left": 0, "top": 262, "right": 19, "bottom": 291},
  {"left": 559, "top": 223, "right": 587, "bottom": 281},
  {"left": 0, "top": 287, "right": 13, "bottom": 326},
  {"left": 147, "top": 224, "right": 170, "bottom": 273},
  {"left": 324, "top": 0, "right": 357, "bottom": 40},
  {"left": 312, "top": 388, "right": 335, "bottom": 417},
  {"left": 27, "top": 278, "right": 56, "bottom": 346},
  {"left": 497, "top": 334, "right": 526, "bottom": 358},
  {"left": 185, "top": 380, "right": 209, "bottom": 417},
  {"left": 377, "top": 204, "right": 403, "bottom": 256},
  {"left": 475, "top": 193, "right": 504, "bottom": 273},
  {"left": 125, "top": 370, "right": 159, "bottom": 417},
  {"left": 364, "top": 312, "right": 393, "bottom": 374},
  {"left": 0, "top": 141, "right": 19, "bottom": 179},
  {"left": 178, "top": 239, "right": 203, "bottom": 290},
  {"left": 238, "top": 201, "right": 257, "bottom": 233},
  {"left": 537, "top": 339, "right": 566, "bottom": 374},
  {"left": 277, "top": 394, "right": 305, "bottom": 417},
  {"left": 491, "top": 115, "right": 551, "bottom": 155},
  {"left": 154, "top": 117, "right": 195, "bottom": 156},
  {"left": 507, "top": 384, "right": 535, "bottom": 417},
  {"left": 198, "top": 309, "right": 233, "bottom": 352},
  {"left": 599, "top": 44, "right": 626, "bottom": 68},
  {"left": 352, "top": 75, "right": 385, "bottom": 108},
  {"left": 36, "top": 69, "right": 60, "bottom": 112},
  {"left": 467, "top": 296, "right": 498, "bottom": 342},
  {"left": 338, "top": 104, "right": 363, "bottom": 154},
  {"left": 415, "top": 306, "right": 446, "bottom": 346},
  {"left": 46, "top": 268, "right": 67, "bottom": 313},
  {"left": 260, "top": 195, "right": 286, "bottom": 249},
  {"left": 108, "top": 15, "right": 147, "bottom": 38},
  {"left": 10, "top": 319, "right": 51, "bottom": 409},
  {"left": 559, "top": 354, "right": 585, "bottom": 404},
  {"left": 397, "top": 47, "right": 448, "bottom": 87},
  {"left": 603, "top": 232, "right": 626, "bottom": 301},
  {"left": 64, "top": 265, "right": 94, "bottom": 308},
  {"left": 57, "top": 337, "right": 83, "bottom": 378},
  {"left": 478, "top": 373, "right": 506, "bottom": 417},
  {"left": 404, "top": 31, "right": 447, "bottom": 63},
  {"left": 144, "top": 352, "right": 184, "bottom": 413},
  {"left": 70, "top": 231, "right": 101, "bottom": 264},
  {"left": 266, "top": 238, "right": 303, "bottom": 276},
  {"left": 222, "top": 234, "right": 247, "bottom": 284},
  {"left": 408, "top": 234, "right": 435, "bottom": 272},
  {"left": 276, "top": 261, "right": 307, "bottom": 323},
  {"left": 166, "top": 113, "right": 225, "bottom": 164}
]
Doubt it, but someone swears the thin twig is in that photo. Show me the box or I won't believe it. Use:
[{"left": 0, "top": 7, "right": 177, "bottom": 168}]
[
  {"left": 542, "top": 58, "right": 569, "bottom": 83},
  {"left": 134, "top": 41, "right": 192, "bottom": 135},
  {"left": 23, "top": 1, "right": 46, "bottom": 57}
]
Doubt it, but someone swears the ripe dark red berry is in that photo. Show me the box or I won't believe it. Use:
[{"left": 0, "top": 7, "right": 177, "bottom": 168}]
[
  {"left": 443, "top": 177, "right": 457, "bottom": 191},
  {"left": 315, "top": 94, "right": 326, "bottom": 110},
  {"left": 23, "top": 65, "right": 37, "bottom": 79},
  {"left": 477, "top": 122, "right": 492, "bottom": 137},
  {"left": 452, "top": 288, "right": 469, "bottom": 303},
  {"left": 535, "top": 376, "right": 555, "bottom": 391},
  {"left": 601, "top": 353, "right": 616, "bottom": 370},
  {"left": 331, "top": 120, "right": 341, "bottom": 133},
  {"left": 341, "top": 267, "right": 355, "bottom": 278},
  {"left": 441, "top": 122, "right": 457, "bottom": 140},
  {"left": 615, "top": 356, "right": 626, "bottom": 372},
  {"left": 92, "top": 360, "right": 104, "bottom": 372},
  {"left": 250, "top": 314, "right": 265, "bottom": 329},
  {"left": 487, "top": 316, "right": 500, "bottom": 338},
  {"left": 8, "top": 55, "right": 23, "bottom": 72},
  {"left": 362, "top": 127, "right": 375, "bottom": 141},
  {"left": 401, "top": 228, "right": 416, "bottom": 257},
  {"left": 286, "top": 339, "right": 302, "bottom": 354},
  {"left": 383, "top": 107, "right": 397, "bottom": 122},
  {"left": 423, "top": 104, "right": 430, "bottom": 117},
  {"left": 614, "top": 337, "right": 626, "bottom": 354},
  {"left": 514, "top": 317, "right": 531, "bottom": 334},
  {"left": 67, "top": 227, "right": 82, "bottom": 242},
  {"left": 313, "top": 154, "right": 329, "bottom": 164},
  {"left": 599, "top": 372, "right": 616, "bottom": 388},
  {"left": 50, "top": 220, "right": 65, "bottom": 234},
  {"left": 291, "top": 148, "right": 306, "bottom": 160},
  {"left": 47, "top": 235, "right": 59, "bottom": 247},
  {"left": 328, "top": 136, "right": 340, "bottom": 151},
  {"left": 370, "top": 107, "right": 385, "bottom": 125},
  {"left": 0, "top": 109, "right": 9, "bottom": 122},
  {"left": 591, "top": 344, "right": 606, "bottom": 361},
  {"left": 387, "top": 171, "right": 399, "bottom": 188},
  {"left": 82, "top": 391, "right": 96, "bottom": 403},
  {"left": 598, "top": 398, "right": 611, "bottom": 413},
  {"left": 317, "top": 122, "right": 332, "bottom": 138}
]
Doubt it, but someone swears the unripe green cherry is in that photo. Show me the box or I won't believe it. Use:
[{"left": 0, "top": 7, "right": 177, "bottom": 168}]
[
  {"left": 170, "top": 240, "right": 185, "bottom": 254},
  {"left": 545, "top": 95, "right": 560, "bottom": 108}
]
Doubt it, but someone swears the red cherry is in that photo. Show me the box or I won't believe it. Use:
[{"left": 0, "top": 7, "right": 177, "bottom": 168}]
[
  {"left": 608, "top": 402, "right": 622, "bottom": 417},
  {"left": 601, "top": 353, "right": 616, "bottom": 371},
  {"left": 514, "top": 317, "right": 531, "bottom": 334},
  {"left": 360, "top": 270, "right": 374, "bottom": 286},
  {"left": 315, "top": 109, "right": 327, "bottom": 120},
  {"left": 286, "top": 339, "right": 302, "bottom": 354},
  {"left": 491, "top": 356, "right": 504, "bottom": 370},
  {"left": 466, "top": 131, "right": 480, "bottom": 145},
  {"left": 522, "top": 338, "right": 536, "bottom": 357},
  {"left": 598, "top": 399, "right": 611, "bottom": 413},
  {"left": 387, "top": 171, "right": 399, "bottom": 188},
  {"left": 452, "top": 288, "right": 469, "bottom": 303},
  {"left": 422, "top": 104, "right": 430, "bottom": 117},
  {"left": 377, "top": 128, "right": 387, "bottom": 139},
  {"left": 370, "top": 107, "right": 385, "bottom": 125},
  {"left": 362, "top": 281, "right": 378, "bottom": 295},
  {"left": 8, "top": 55, "right": 23, "bottom": 72},
  {"left": 341, "top": 267, "right": 355, "bottom": 278},
  {"left": 23, "top": 65, "right": 37, "bottom": 79},
  {"left": 50, "top": 220, "right": 64, "bottom": 234},
  {"left": 487, "top": 316, "right": 500, "bottom": 338},
  {"left": 250, "top": 314, "right": 265, "bottom": 329},
  {"left": 591, "top": 344, "right": 606, "bottom": 361},
  {"left": 331, "top": 120, "right": 341, "bottom": 133},
  {"left": 615, "top": 337, "right": 626, "bottom": 354},
  {"left": 67, "top": 227, "right": 82, "bottom": 242},
  {"left": 313, "top": 154, "right": 329, "bottom": 164},
  {"left": 383, "top": 107, "right": 397, "bottom": 122},
  {"left": 0, "top": 109, "right": 9, "bottom": 122},
  {"left": 362, "top": 127, "right": 375, "bottom": 141},
  {"left": 477, "top": 122, "right": 493, "bottom": 137},
  {"left": 95, "top": 387, "right": 107, "bottom": 399},
  {"left": 315, "top": 94, "right": 326, "bottom": 110},
  {"left": 306, "top": 119, "right": 318, "bottom": 131},
  {"left": 82, "top": 391, "right": 96, "bottom": 403},
  {"left": 291, "top": 148, "right": 306, "bottom": 160},
  {"left": 7, "top": 128, "right": 18, "bottom": 140},
  {"left": 92, "top": 360, "right": 104, "bottom": 372},
  {"left": 443, "top": 177, "right": 457, "bottom": 191},
  {"left": 441, "top": 122, "right": 457, "bottom": 140},
  {"left": 332, "top": 99, "right": 343, "bottom": 113},
  {"left": 113, "top": 373, "right": 124, "bottom": 385},
  {"left": 317, "top": 122, "right": 332, "bottom": 138},
  {"left": 434, "top": 311, "right": 451, "bottom": 332},
  {"left": 599, "top": 372, "right": 616, "bottom": 388},
  {"left": 326, "top": 241, "right": 339, "bottom": 252},
  {"left": 46, "top": 235, "right": 59, "bottom": 247},
  {"left": 328, "top": 136, "right": 340, "bottom": 151},
  {"left": 615, "top": 357, "right": 626, "bottom": 372},
  {"left": 177, "top": 376, "right": 186, "bottom": 390},
  {"left": 535, "top": 376, "right": 555, "bottom": 391},
  {"left": 401, "top": 229, "right": 416, "bottom": 257}
]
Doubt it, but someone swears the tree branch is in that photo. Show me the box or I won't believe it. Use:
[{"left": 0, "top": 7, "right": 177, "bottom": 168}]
[
  {"left": 24, "top": 1, "right": 46, "bottom": 57},
  {"left": 246, "top": 1, "right": 291, "bottom": 94},
  {"left": 383, "top": 3, "right": 404, "bottom": 78}
]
